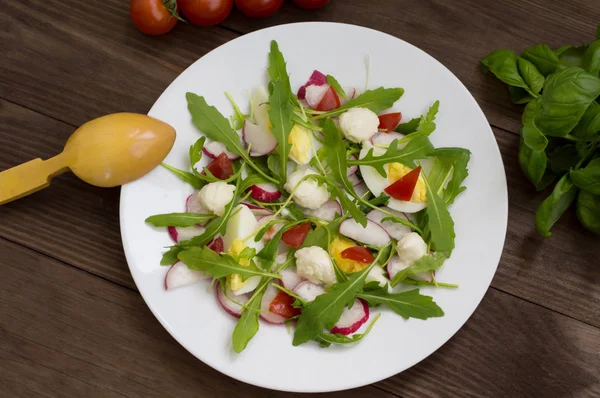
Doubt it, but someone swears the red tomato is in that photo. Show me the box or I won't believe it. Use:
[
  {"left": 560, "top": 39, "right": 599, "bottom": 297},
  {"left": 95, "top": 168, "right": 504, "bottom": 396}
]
[
  {"left": 235, "top": 0, "right": 283, "bottom": 17},
  {"left": 378, "top": 112, "right": 402, "bottom": 132},
  {"left": 384, "top": 165, "right": 422, "bottom": 201},
  {"left": 269, "top": 290, "right": 301, "bottom": 318},
  {"left": 130, "top": 0, "right": 178, "bottom": 35},
  {"left": 340, "top": 246, "right": 374, "bottom": 263},
  {"left": 205, "top": 152, "right": 234, "bottom": 180},
  {"left": 179, "top": 0, "right": 233, "bottom": 26},
  {"left": 292, "top": 0, "right": 330, "bottom": 9},
  {"left": 281, "top": 222, "right": 312, "bottom": 248},
  {"left": 316, "top": 86, "right": 341, "bottom": 111},
  {"left": 207, "top": 237, "right": 224, "bottom": 253}
]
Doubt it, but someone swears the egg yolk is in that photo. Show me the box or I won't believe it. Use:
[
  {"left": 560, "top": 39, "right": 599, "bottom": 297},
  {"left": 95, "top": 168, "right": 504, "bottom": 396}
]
[
  {"left": 387, "top": 163, "right": 428, "bottom": 203},
  {"left": 288, "top": 124, "right": 312, "bottom": 164},
  {"left": 227, "top": 238, "right": 250, "bottom": 292},
  {"left": 330, "top": 236, "right": 369, "bottom": 273}
]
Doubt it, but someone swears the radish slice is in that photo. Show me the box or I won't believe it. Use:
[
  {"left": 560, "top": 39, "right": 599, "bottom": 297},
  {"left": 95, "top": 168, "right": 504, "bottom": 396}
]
[
  {"left": 387, "top": 255, "right": 433, "bottom": 282},
  {"left": 302, "top": 200, "right": 341, "bottom": 221},
  {"left": 185, "top": 193, "right": 210, "bottom": 216},
  {"left": 297, "top": 70, "right": 327, "bottom": 100},
  {"left": 330, "top": 299, "right": 369, "bottom": 335},
  {"left": 305, "top": 84, "right": 330, "bottom": 109},
  {"left": 347, "top": 154, "right": 358, "bottom": 176},
  {"left": 241, "top": 202, "right": 274, "bottom": 217},
  {"left": 370, "top": 131, "right": 405, "bottom": 146},
  {"left": 167, "top": 225, "right": 205, "bottom": 243},
  {"left": 339, "top": 87, "right": 358, "bottom": 105},
  {"left": 281, "top": 269, "right": 303, "bottom": 290},
  {"left": 248, "top": 183, "right": 281, "bottom": 202},
  {"left": 348, "top": 172, "right": 362, "bottom": 187},
  {"left": 354, "top": 182, "right": 370, "bottom": 198},
  {"left": 164, "top": 261, "right": 209, "bottom": 290},
  {"left": 260, "top": 282, "right": 287, "bottom": 324},
  {"left": 202, "top": 141, "right": 240, "bottom": 161},
  {"left": 366, "top": 208, "right": 412, "bottom": 240},
  {"left": 257, "top": 216, "right": 283, "bottom": 241},
  {"left": 207, "top": 236, "right": 224, "bottom": 253},
  {"left": 339, "top": 219, "right": 391, "bottom": 247},
  {"left": 216, "top": 282, "right": 251, "bottom": 318},
  {"left": 243, "top": 120, "right": 277, "bottom": 156},
  {"left": 293, "top": 281, "right": 326, "bottom": 302}
]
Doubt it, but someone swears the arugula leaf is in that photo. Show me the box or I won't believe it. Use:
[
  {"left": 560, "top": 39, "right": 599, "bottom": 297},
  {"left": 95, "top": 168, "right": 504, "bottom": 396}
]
[
  {"left": 428, "top": 148, "right": 471, "bottom": 204},
  {"left": 189, "top": 137, "right": 206, "bottom": 169},
  {"left": 422, "top": 173, "right": 455, "bottom": 252},
  {"left": 535, "top": 174, "right": 579, "bottom": 237},
  {"left": 161, "top": 163, "right": 204, "bottom": 189},
  {"left": 582, "top": 40, "right": 600, "bottom": 76},
  {"left": 399, "top": 101, "right": 440, "bottom": 141},
  {"left": 224, "top": 92, "right": 248, "bottom": 130},
  {"left": 268, "top": 40, "right": 292, "bottom": 98},
  {"left": 160, "top": 245, "right": 182, "bottom": 266},
  {"left": 395, "top": 117, "right": 420, "bottom": 134},
  {"left": 300, "top": 217, "right": 345, "bottom": 250},
  {"left": 521, "top": 44, "right": 560, "bottom": 76},
  {"left": 257, "top": 221, "right": 306, "bottom": 262},
  {"left": 481, "top": 50, "right": 543, "bottom": 97},
  {"left": 358, "top": 288, "right": 444, "bottom": 319},
  {"left": 313, "top": 87, "right": 404, "bottom": 119},
  {"left": 232, "top": 280, "right": 268, "bottom": 353},
  {"left": 178, "top": 246, "right": 280, "bottom": 280},
  {"left": 570, "top": 158, "right": 600, "bottom": 194},
  {"left": 239, "top": 173, "right": 266, "bottom": 193},
  {"left": 326, "top": 75, "right": 348, "bottom": 100},
  {"left": 317, "top": 313, "right": 380, "bottom": 347},
  {"left": 534, "top": 67, "right": 600, "bottom": 137},
  {"left": 572, "top": 102, "right": 600, "bottom": 139},
  {"left": 353, "top": 136, "right": 434, "bottom": 177},
  {"left": 145, "top": 212, "right": 215, "bottom": 227},
  {"left": 390, "top": 252, "right": 448, "bottom": 286},
  {"left": 268, "top": 80, "right": 294, "bottom": 182},
  {"left": 576, "top": 190, "right": 600, "bottom": 234}
]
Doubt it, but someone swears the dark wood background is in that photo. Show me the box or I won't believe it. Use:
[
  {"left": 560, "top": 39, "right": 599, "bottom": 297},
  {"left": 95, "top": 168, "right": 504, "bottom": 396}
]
[{"left": 1, "top": 1, "right": 599, "bottom": 397}]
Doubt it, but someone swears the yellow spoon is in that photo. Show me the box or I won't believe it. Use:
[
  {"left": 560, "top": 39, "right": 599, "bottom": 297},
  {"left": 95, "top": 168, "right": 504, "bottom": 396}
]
[{"left": 0, "top": 113, "right": 176, "bottom": 205}]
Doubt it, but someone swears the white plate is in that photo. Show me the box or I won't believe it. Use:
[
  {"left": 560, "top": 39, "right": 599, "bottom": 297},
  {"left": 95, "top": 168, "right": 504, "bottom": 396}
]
[{"left": 120, "top": 22, "right": 507, "bottom": 393}]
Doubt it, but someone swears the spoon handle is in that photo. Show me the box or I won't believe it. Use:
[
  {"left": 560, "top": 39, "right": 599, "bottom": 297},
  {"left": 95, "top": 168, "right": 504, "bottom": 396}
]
[{"left": 0, "top": 153, "right": 69, "bottom": 205}]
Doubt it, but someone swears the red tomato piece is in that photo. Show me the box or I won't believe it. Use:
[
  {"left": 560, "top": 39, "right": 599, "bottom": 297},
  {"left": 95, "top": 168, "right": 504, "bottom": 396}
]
[
  {"left": 206, "top": 152, "right": 234, "bottom": 180},
  {"left": 315, "top": 86, "right": 341, "bottom": 111},
  {"left": 130, "top": 0, "right": 178, "bottom": 35},
  {"left": 340, "top": 246, "right": 375, "bottom": 263},
  {"left": 207, "top": 237, "right": 224, "bottom": 253},
  {"left": 269, "top": 290, "right": 301, "bottom": 318},
  {"left": 178, "top": 0, "right": 233, "bottom": 26},
  {"left": 292, "top": 0, "right": 330, "bottom": 9},
  {"left": 235, "top": 0, "right": 283, "bottom": 18},
  {"left": 384, "top": 165, "right": 422, "bottom": 201},
  {"left": 378, "top": 112, "right": 402, "bottom": 132},
  {"left": 281, "top": 222, "right": 312, "bottom": 248}
]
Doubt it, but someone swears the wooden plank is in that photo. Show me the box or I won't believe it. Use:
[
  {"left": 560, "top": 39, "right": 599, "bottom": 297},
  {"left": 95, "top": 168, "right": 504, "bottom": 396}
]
[
  {"left": 221, "top": 0, "right": 600, "bottom": 134},
  {"left": 1, "top": 238, "right": 598, "bottom": 397},
  {"left": 0, "top": 0, "right": 238, "bottom": 127},
  {"left": 1, "top": 99, "right": 599, "bottom": 325},
  {"left": 0, "top": 238, "right": 397, "bottom": 398}
]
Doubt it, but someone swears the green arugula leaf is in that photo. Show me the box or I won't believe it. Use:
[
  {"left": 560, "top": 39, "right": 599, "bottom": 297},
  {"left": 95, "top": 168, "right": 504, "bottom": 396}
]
[
  {"left": 570, "top": 158, "right": 600, "bottom": 194},
  {"left": 300, "top": 217, "right": 345, "bottom": 250},
  {"left": 268, "top": 80, "right": 294, "bottom": 182},
  {"left": 257, "top": 220, "right": 306, "bottom": 262},
  {"left": 161, "top": 163, "right": 204, "bottom": 189},
  {"left": 535, "top": 173, "right": 579, "bottom": 237},
  {"left": 399, "top": 101, "right": 440, "bottom": 141},
  {"left": 353, "top": 136, "right": 434, "bottom": 177},
  {"left": 189, "top": 136, "right": 206, "bottom": 169},
  {"left": 317, "top": 313, "right": 380, "bottom": 347},
  {"left": 313, "top": 87, "right": 404, "bottom": 119},
  {"left": 521, "top": 44, "right": 560, "bottom": 76},
  {"left": 232, "top": 280, "right": 268, "bottom": 353},
  {"left": 239, "top": 173, "right": 267, "bottom": 193},
  {"left": 576, "top": 190, "right": 600, "bottom": 234},
  {"left": 160, "top": 245, "right": 182, "bottom": 266},
  {"left": 326, "top": 74, "right": 348, "bottom": 100},
  {"left": 224, "top": 92, "right": 248, "bottom": 130},
  {"left": 145, "top": 212, "right": 215, "bottom": 227},
  {"left": 390, "top": 252, "right": 448, "bottom": 287},
  {"left": 395, "top": 117, "right": 420, "bottom": 134},
  {"left": 178, "top": 246, "right": 280, "bottom": 280},
  {"left": 358, "top": 288, "right": 444, "bottom": 319},
  {"left": 422, "top": 173, "right": 455, "bottom": 252},
  {"left": 268, "top": 40, "right": 292, "bottom": 98},
  {"left": 428, "top": 148, "right": 471, "bottom": 205}
]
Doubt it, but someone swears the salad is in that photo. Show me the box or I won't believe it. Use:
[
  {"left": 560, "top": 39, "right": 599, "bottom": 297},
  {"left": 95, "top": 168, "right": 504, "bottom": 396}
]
[{"left": 146, "top": 40, "right": 471, "bottom": 352}]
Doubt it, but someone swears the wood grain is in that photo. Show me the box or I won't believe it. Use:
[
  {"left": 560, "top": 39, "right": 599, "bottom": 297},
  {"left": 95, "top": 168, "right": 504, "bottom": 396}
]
[{"left": 1, "top": 238, "right": 598, "bottom": 398}]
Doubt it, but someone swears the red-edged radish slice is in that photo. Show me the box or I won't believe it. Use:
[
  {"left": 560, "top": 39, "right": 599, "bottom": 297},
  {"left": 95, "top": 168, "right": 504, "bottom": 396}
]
[
  {"left": 297, "top": 70, "right": 327, "bottom": 100},
  {"left": 347, "top": 154, "right": 358, "bottom": 176},
  {"left": 370, "top": 131, "right": 405, "bottom": 146},
  {"left": 330, "top": 299, "right": 369, "bottom": 335},
  {"left": 248, "top": 183, "right": 281, "bottom": 202},
  {"left": 257, "top": 216, "right": 283, "bottom": 241},
  {"left": 302, "top": 200, "right": 341, "bottom": 221},
  {"left": 207, "top": 236, "right": 224, "bottom": 253},
  {"left": 260, "top": 282, "right": 287, "bottom": 324},
  {"left": 348, "top": 172, "right": 362, "bottom": 187},
  {"left": 339, "top": 219, "right": 391, "bottom": 247},
  {"left": 293, "top": 281, "right": 326, "bottom": 302},
  {"left": 243, "top": 120, "right": 277, "bottom": 156},
  {"left": 202, "top": 141, "right": 240, "bottom": 161},
  {"left": 241, "top": 202, "right": 274, "bottom": 217},
  {"left": 305, "top": 84, "right": 330, "bottom": 109},
  {"left": 366, "top": 208, "right": 412, "bottom": 240},
  {"left": 164, "top": 261, "right": 208, "bottom": 290},
  {"left": 186, "top": 193, "right": 210, "bottom": 215},
  {"left": 167, "top": 225, "right": 205, "bottom": 243},
  {"left": 386, "top": 255, "right": 433, "bottom": 282},
  {"left": 216, "top": 282, "right": 251, "bottom": 318},
  {"left": 280, "top": 269, "right": 303, "bottom": 290}
]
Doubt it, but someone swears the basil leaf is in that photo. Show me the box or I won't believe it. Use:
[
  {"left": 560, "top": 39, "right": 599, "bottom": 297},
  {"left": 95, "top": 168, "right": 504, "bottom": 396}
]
[
  {"left": 518, "top": 137, "right": 547, "bottom": 187},
  {"left": 326, "top": 74, "right": 348, "bottom": 100},
  {"left": 390, "top": 252, "right": 448, "bottom": 287},
  {"left": 534, "top": 67, "right": 600, "bottom": 137},
  {"left": 508, "top": 86, "right": 534, "bottom": 104},
  {"left": 518, "top": 57, "right": 545, "bottom": 95},
  {"left": 481, "top": 50, "right": 542, "bottom": 96},
  {"left": 358, "top": 288, "right": 444, "bottom": 319},
  {"left": 535, "top": 174, "right": 579, "bottom": 237},
  {"left": 268, "top": 40, "right": 292, "bottom": 99},
  {"left": 576, "top": 190, "right": 600, "bottom": 234},
  {"left": 189, "top": 136, "right": 206, "bottom": 169},
  {"left": 582, "top": 40, "right": 600, "bottom": 76},
  {"left": 570, "top": 158, "right": 600, "bottom": 194},
  {"left": 395, "top": 117, "right": 420, "bottom": 134},
  {"left": 268, "top": 80, "right": 294, "bottom": 182},
  {"left": 548, "top": 145, "right": 580, "bottom": 174},
  {"left": 145, "top": 212, "right": 215, "bottom": 227},
  {"left": 572, "top": 102, "right": 600, "bottom": 139},
  {"left": 160, "top": 246, "right": 182, "bottom": 266},
  {"left": 161, "top": 163, "right": 204, "bottom": 190},
  {"left": 422, "top": 173, "right": 455, "bottom": 252},
  {"left": 354, "top": 136, "right": 434, "bottom": 177},
  {"left": 315, "top": 87, "right": 404, "bottom": 119},
  {"left": 557, "top": 46, "right": 587, "bottom": 68},
  {"left": 597, "top": 24, "right": 600, "bottom": 41},
  {"left": 521, "top": 44, "right": 560, "bottom": 76},
  {"left": 232, "top": 280, "right": 268, "bottom": 353},
  {"left": 317, "top": 313, "right": 380, "bottom": 347}
]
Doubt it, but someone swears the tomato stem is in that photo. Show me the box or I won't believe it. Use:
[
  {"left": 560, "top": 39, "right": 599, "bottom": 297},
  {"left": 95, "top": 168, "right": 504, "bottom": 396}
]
[{"left": 162, "top": 0, "right": 186, "bottom": 22}]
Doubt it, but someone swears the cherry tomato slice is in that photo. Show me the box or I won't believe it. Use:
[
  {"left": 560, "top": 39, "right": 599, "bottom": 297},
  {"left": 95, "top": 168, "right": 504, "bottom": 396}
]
[
  {"left": 292, "top": 0, "right": 330, "bottom": 9},
  {"left": 384, "top": 165, "right": 422, "bottom": 201},
  {"left": 315, "top": 86, "right": 341, "bottom": 111},
  {"left": 207, "top": 236, "right": 224, "bottom": 253},
  {"left": 130, "top": 0, "right": 178, "bottom": 35},
  {"left": 205, "top": 152, "right": 234, "bottom": 180},
  {"left": 178, "top": 0, "right": 233, "bottom": 26},
  {"left": 378, "top": 112, "right": 402, "bottom": 132},
  {"left": 269, "top": 290, "right": 301, "bottom": 318},
  {"left": 235, "top": 0, "right": 283, "bottom": 18},
  {"left": 281, "top": 222, "right": 312, "bottom": 248},
  {"left": 340, "top": 246, "right": 374, "bottom": 263}
]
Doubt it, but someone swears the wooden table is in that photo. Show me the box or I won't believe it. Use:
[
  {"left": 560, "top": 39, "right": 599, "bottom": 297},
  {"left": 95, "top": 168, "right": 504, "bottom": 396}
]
[{"left": 1, "top": 1, "right": 599, "bottom": 397}]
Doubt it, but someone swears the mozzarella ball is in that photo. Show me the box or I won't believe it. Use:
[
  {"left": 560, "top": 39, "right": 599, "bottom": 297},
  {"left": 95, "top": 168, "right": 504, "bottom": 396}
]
[
  {"left": 396, "top": 232, "right": 428, "bottom": 264},
  {"left": 295, "top": 246, "right": 336, "bottom": 286},
  {"left": 339, "top": 107, "right": 380, "bottom": 143},
  {"left": 284, "top": 168, "right": 330, "bottom": 209},
  {"left": 197, "top": 182, "right": 235, "bottom": 216}
]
